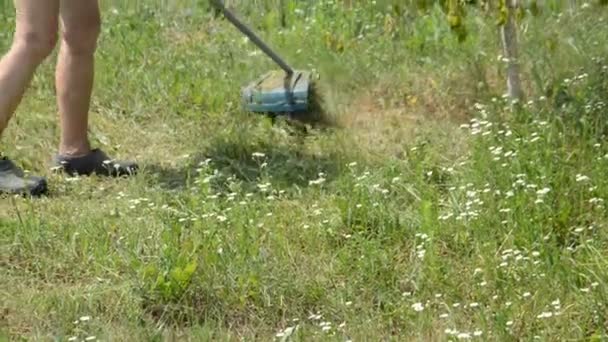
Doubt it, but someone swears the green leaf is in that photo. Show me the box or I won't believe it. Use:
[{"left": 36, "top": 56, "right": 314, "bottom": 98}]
[
  {"left": 143, "top": 264, "right": 158, "bottom": 280},
  {"left": 497, "top": 0, "right": 508, "bottom": 26},
  {"left": 170, "top": 266, "right": 186, "bottom": 284},
  {"left": 448, "top": 14, "right": 462, "bottom": 28},
  {"left": 420, "top": 200, "right": 436, "bottom": 232},
  {"left": 529, "top": 0, "right": 541, "bottom": 16},
  {"left": 184, "top": 260, "right": 198, "bottom": 278}
]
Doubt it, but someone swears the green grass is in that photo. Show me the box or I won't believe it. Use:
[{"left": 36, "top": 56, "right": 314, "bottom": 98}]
[{"left": 1, "top": 1, "right": 607, "bottom": 340}]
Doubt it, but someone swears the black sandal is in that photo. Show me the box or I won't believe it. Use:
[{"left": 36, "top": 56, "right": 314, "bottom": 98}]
[
  {"left": 0, "top": 157, "right": 48, "bottom": 197},
  {"left": 52, "top": 149, "right": 138, "bottom": 177}
]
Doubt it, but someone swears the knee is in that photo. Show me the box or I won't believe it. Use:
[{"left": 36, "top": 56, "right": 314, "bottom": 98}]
[
  {"left": 61, "top": 15, "right": 101, "bottom": 55},
  {"left": 13, "top": 30, "right": 58, "bottom": 63}
]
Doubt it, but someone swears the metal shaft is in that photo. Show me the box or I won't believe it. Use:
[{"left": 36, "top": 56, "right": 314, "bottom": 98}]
[{"left": 211, "top": 0, "right": 294, "bottom": 76}]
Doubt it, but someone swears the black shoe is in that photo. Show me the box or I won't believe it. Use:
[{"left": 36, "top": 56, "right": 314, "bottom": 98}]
[
  {"left": 0, "top": 157, "right": 48, "bottom": 197},
  {"left": 52, "top": 148, "right": 138, "bottom": 177}
]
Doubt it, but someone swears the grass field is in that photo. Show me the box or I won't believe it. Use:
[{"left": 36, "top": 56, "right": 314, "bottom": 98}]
[{"left": 1, "top": 1, "right": 607, "bottom": 341}]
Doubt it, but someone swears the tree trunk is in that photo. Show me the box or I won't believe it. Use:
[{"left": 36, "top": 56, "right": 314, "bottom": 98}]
[{"left": 501, "top": 0, "right": 524, "bottom": 104}]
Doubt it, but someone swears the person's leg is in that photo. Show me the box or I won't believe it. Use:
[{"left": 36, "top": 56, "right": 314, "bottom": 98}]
[
  {"left": 53, "top": 0, "right": 137, "bottom": 177},
  {"left": 0, "top": 0, "right": 59, "bottom": 196},
  {"left": 0, "top": 0, "right": 59, "bottom": 136},
  {"left": 56, "top": 0, "right": 101, "bottom": 157}
]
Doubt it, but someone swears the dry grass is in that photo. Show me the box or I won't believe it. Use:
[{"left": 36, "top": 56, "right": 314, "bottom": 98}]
[{"left": 332, "top": 70, "right": 472, "bottom": 161}]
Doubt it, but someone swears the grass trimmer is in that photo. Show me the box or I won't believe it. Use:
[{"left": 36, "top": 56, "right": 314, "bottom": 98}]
[{"left": 210, "top": 0, "right": 330, "bottom": 126}]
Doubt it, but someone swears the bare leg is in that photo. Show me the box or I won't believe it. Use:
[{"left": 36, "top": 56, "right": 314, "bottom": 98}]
[
  {"left": 0, "top": 0, "right": 59, "bottom": 136},
  {"left": 56, "top": 0, "right": 101, "bottom": 157},
  {"left": 53, "top": 0, "right": 137, "bottom": 177}
]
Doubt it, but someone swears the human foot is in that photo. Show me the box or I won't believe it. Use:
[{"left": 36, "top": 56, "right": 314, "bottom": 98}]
[
  {"left": 0, "top": 157, "right": 48, "bottom": 197},
  {"left": 52, "top": 148, "right": 138, "bottom": 177}
]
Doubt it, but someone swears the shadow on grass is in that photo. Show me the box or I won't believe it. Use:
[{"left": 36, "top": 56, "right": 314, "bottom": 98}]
[{"left": 145, "top": 133, "right": 342, "bottom": 193}]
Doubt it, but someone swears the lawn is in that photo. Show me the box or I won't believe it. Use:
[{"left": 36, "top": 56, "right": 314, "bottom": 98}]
[{"left": 1, "top": 1, "right": 607, "bottom": 341}]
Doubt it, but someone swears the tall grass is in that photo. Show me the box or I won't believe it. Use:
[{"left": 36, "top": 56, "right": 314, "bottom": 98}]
[{"left": 1, "top": 1, "right": 606, "bottom": 340}]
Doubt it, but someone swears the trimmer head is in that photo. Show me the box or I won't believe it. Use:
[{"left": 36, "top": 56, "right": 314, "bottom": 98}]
[{"left": 242, "top": 70, "right": 311, "bottom": 114}]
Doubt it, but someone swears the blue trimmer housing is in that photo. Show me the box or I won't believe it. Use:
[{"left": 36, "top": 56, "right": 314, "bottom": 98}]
[
  {"left": 211, "top": 0, "right": 312, "bottom": 115},
  {"left": 242, "top": 70, "right": 311, "bottom": 113}
]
